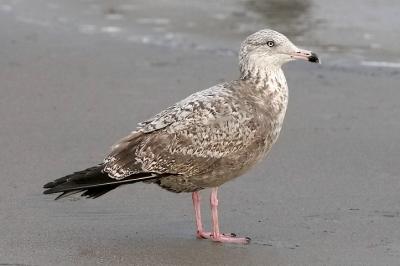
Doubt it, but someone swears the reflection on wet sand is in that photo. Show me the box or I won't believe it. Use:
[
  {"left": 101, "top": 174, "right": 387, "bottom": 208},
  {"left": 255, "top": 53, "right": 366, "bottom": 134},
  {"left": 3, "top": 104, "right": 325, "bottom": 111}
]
[
  {"left": 244, "top": 0, "right": 312, "bottom": 39},
  {"left": 76, "top": 237, "right": 285, "bottom": 265}
]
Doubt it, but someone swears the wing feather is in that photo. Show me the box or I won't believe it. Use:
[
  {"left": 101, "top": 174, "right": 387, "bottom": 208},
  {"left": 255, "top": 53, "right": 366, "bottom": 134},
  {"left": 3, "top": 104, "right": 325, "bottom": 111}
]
[{"left": 104, "top": 83, "right": 261, "bottom": 180}]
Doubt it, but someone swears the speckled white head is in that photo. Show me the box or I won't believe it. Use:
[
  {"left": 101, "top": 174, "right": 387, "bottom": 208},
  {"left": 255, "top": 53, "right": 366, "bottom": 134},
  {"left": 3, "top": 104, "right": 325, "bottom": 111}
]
[{"left": 239, "top": 29, "right": 319, "bottom": 78}]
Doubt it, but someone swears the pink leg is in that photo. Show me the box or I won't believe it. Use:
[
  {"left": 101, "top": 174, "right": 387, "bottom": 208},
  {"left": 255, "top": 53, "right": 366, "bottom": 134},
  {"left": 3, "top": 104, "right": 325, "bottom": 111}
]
[
  {"left": 192, "top": 191, "right": 212, "bottom": 239},
  {"left": 209, "top": 187, "right": 250, "bottom": 244}
]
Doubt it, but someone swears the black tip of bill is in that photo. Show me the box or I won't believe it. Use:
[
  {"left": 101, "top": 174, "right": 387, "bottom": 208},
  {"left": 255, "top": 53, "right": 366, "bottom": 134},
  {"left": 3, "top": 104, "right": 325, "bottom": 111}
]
[{"left": 308, "top": 52, "right": 320, "bottom": 64}]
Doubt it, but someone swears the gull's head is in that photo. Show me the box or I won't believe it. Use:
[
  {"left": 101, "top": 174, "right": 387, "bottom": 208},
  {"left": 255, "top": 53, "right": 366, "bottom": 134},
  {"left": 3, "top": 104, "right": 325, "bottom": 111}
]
[{"left": 239, "top": 29, "right": 319, "bottom": 76}]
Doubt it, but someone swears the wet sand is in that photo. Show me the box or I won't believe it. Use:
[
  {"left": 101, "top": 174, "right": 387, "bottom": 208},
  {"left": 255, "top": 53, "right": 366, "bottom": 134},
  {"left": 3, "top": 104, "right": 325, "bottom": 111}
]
[{"left": 1, "top": 1, "right": 400, "bottom": 265}]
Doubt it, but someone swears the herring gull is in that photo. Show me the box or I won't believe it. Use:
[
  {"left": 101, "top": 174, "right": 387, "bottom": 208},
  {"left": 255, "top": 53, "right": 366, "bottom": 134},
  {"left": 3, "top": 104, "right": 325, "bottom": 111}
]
[{"left": 43, "top": 29, "right": 319, "bottom": 244}]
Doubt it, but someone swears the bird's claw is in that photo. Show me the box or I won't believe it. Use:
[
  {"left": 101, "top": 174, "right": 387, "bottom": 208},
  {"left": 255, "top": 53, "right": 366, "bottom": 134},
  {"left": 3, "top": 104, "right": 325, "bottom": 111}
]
[{"left": 196, "top": 231, "right": 250, "bottom": 244}]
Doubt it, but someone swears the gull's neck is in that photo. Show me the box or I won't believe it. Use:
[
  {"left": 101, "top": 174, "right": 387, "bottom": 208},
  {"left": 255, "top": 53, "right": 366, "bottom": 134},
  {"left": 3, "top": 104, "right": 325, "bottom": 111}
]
[
  {"left": 239, "top": 55, "right": 284, "bottom": 86},
  {"left": 239, "top": 55, "right": 289, "bottom": 115}
]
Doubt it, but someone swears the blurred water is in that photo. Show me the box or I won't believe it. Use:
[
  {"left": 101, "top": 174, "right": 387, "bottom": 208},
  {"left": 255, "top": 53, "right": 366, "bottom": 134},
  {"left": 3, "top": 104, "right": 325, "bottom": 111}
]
[{"left": 0, "top": 0, "right": 399, "bottom": 66}]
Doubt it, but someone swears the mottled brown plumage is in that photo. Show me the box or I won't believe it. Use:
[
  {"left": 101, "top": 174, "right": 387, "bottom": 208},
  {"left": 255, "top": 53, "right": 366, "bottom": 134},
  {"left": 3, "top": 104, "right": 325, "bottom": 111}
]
[{"left": 104, "top": 75, "right": 288, "bottom": 192}]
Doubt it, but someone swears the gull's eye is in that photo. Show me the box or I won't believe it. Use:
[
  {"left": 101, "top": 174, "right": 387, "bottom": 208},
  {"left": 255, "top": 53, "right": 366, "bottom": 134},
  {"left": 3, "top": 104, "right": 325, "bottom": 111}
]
[{"left": 266, "top": 41, "right": 275, "bottom": 47}]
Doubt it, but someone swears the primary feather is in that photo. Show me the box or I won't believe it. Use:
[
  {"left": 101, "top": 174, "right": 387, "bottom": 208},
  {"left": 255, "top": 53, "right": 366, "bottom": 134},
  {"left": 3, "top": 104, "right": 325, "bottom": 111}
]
[{"left": 43, "top": 165, "right": 168, "bottom": 199}]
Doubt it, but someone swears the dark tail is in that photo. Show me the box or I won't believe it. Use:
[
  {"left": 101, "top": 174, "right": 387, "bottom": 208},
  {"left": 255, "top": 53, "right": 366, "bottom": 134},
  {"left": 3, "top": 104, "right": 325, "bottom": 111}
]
[{"left": 43, "top": 165, "right": 162, "bottom": 200}]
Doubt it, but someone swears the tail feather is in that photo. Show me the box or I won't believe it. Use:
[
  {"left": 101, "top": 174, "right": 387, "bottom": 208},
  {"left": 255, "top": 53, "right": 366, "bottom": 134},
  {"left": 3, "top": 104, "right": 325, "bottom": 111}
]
[
  {"left": 81, "top": 185, "right": 119, "bottom": 199},
  {"left": 43, "top": 166, "right": 103, "bottom": 190},
  {"left": 43, "top": 165, "right": 166, "bottom": 200},
  {"left": 55, "top": 190, "right": 85, "bottom": 200}
]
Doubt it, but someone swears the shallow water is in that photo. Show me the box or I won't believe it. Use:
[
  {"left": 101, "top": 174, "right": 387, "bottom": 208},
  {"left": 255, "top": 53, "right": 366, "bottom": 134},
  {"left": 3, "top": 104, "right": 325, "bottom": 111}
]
[{"left": 1, "top": 0, "right": 399, "bottom": 66}]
